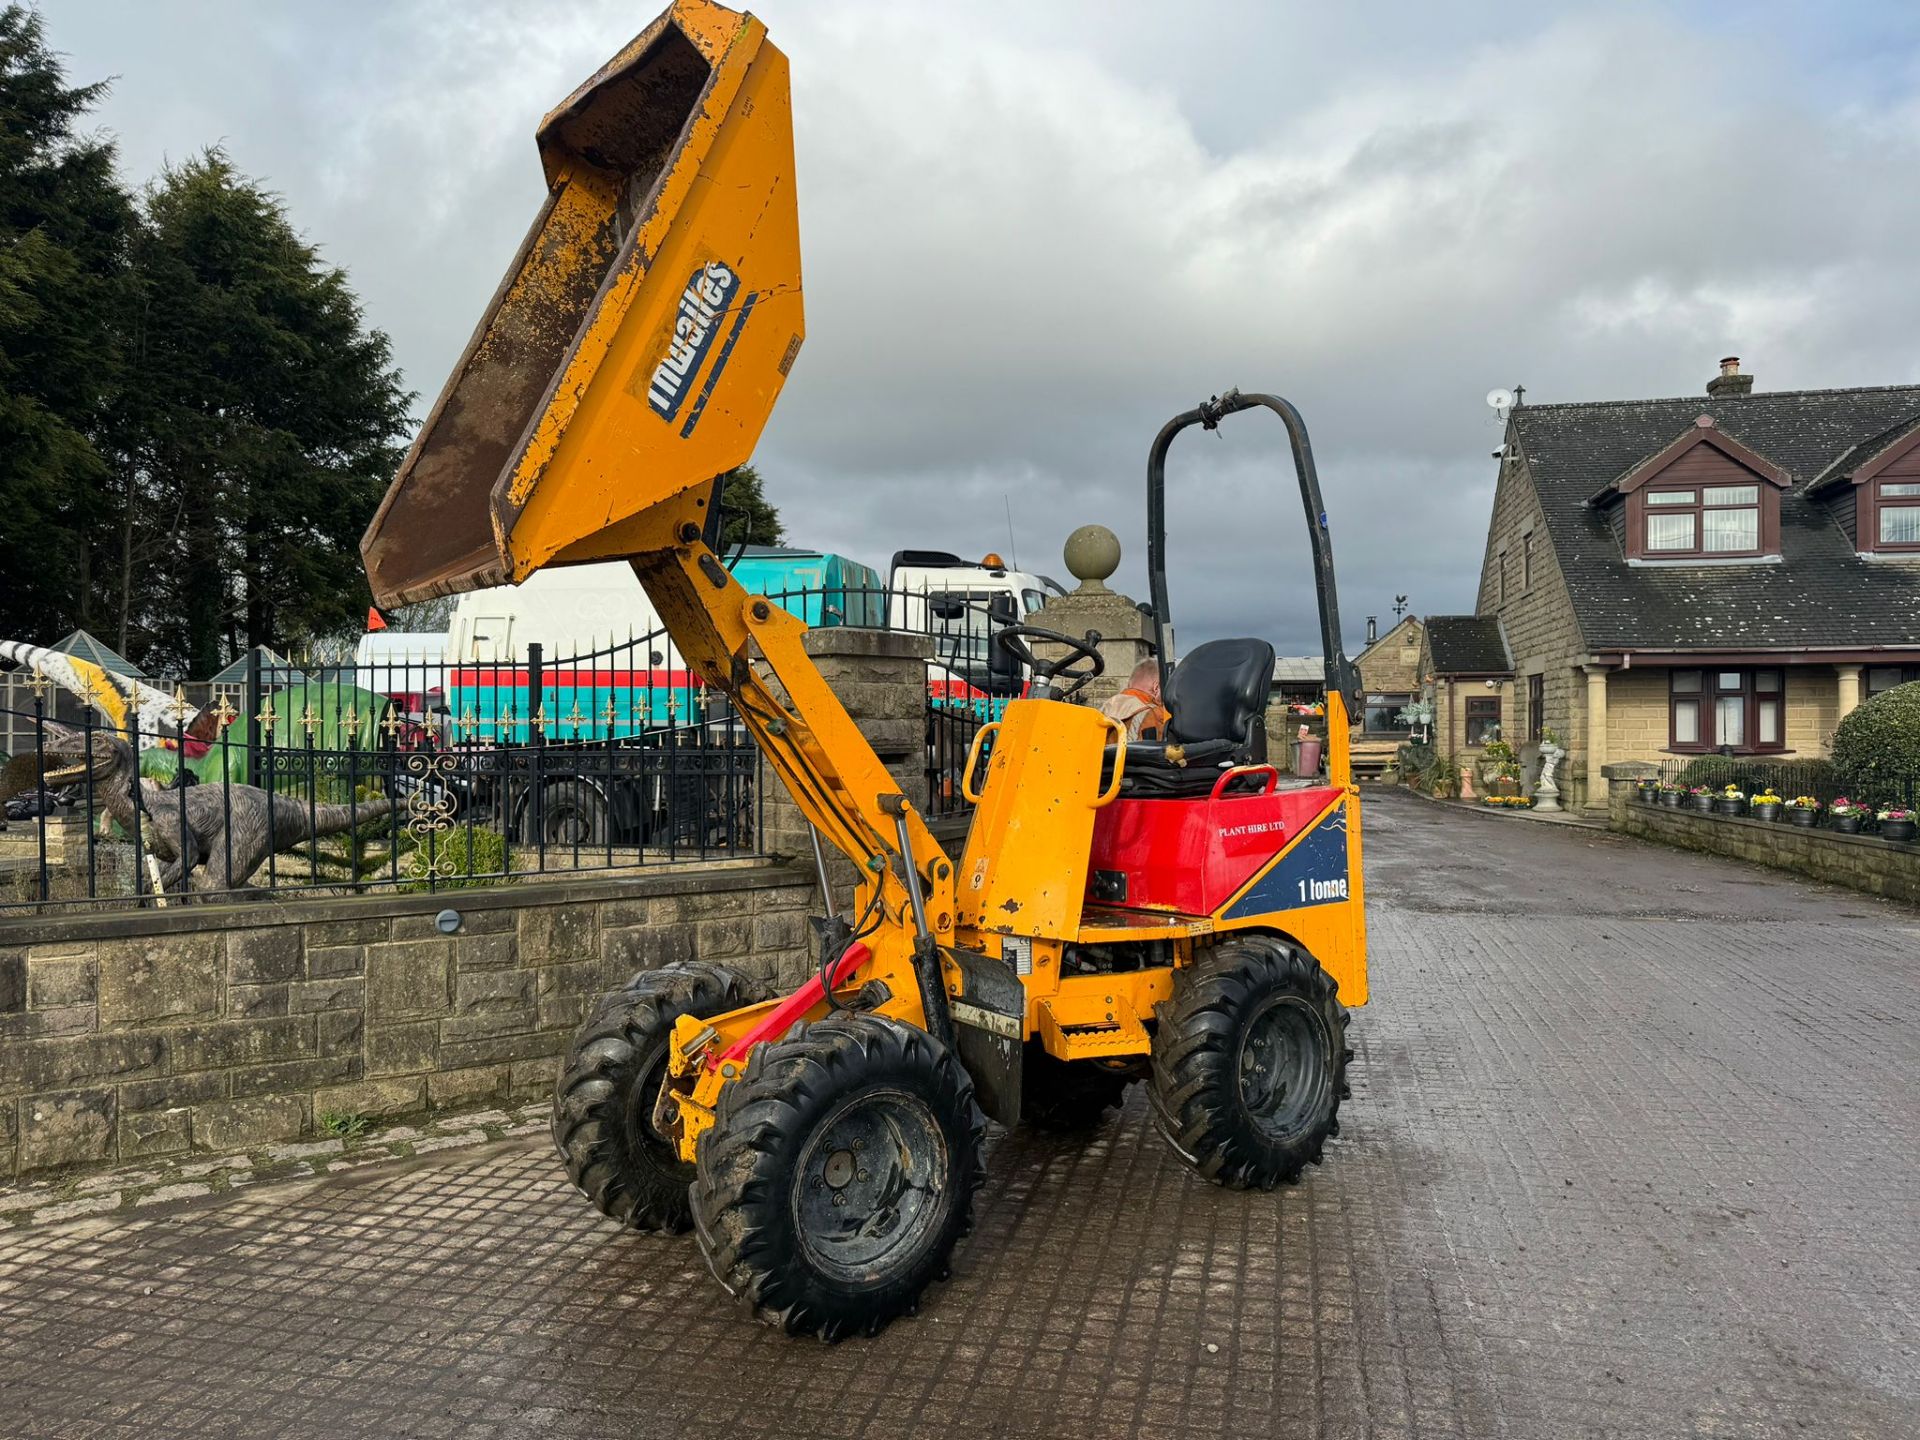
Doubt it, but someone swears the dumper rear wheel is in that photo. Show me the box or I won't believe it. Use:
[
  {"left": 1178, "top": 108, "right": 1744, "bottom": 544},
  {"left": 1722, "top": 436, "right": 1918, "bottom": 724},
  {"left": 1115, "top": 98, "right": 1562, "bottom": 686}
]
[
  {"left": 552, "top": 961, "right": 760, "bottom": 1232},
  {"left": 692, "top": 1012, "right": 985, "bottom": 1340},
  {"left": 1150, "top": 935, "right": 1347, "bottom": 1189}
]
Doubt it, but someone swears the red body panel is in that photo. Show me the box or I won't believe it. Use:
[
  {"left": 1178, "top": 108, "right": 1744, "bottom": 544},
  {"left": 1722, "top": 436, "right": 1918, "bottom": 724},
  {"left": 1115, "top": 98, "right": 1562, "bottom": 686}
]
[{"left": 1088, "top": 778, "right": 1344, "bottom": 915}]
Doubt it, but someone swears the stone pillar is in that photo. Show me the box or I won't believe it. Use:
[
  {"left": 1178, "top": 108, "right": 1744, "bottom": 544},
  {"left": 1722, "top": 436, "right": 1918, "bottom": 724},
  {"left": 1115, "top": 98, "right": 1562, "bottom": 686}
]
[
  {"left": 1836, "top": 664, "right": 1863, "bottom": 723},
  {"left": 1601, "top": 760, "right": 1660, "bottom": 827},
  {"left": 757, "top": 628, "right": 934, "bottom": 911},
  {"left": 1031, "top": 523, "right": 1156, "bottom": 709},
  {"left": 1583, "top": 664, "right": 1610, "bottom": 813}
]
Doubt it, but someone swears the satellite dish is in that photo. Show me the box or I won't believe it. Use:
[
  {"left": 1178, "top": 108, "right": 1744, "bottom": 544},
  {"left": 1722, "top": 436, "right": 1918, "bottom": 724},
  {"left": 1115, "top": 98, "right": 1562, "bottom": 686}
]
[{"left": 1486, "top": 388, "right": 1515, "bottom": 413}]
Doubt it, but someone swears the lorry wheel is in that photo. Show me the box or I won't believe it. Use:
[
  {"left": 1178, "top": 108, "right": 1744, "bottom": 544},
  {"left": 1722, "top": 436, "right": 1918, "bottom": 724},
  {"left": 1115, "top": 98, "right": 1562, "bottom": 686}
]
[
  {"left": 1149, "top": 935, "right": 1347, "bottom": 1189},
  {"left": 692, "top": 1012, "right": 985, "bottom": 1341},
  {"left": 552, "top": 962, "right": 760, "bottom": 1232},
  {"left": 1021, "top": 1045, "right": 1135, "bottom": 1131},
  {"left": 521, "top": 780, "right": 610, "bottom": 848}
]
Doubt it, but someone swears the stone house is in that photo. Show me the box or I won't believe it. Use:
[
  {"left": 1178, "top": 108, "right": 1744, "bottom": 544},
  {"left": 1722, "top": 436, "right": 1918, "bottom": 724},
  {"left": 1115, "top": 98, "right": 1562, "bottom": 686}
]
[
  {"left": 1415, "top": 616, "right": 1514, "bottom": 765},
  {"left": 1475, "top": 358, "right": 1920, "bottom": 811},
  {"left": 1349, "top": 615, "right": 1425, "bottom": 774}
]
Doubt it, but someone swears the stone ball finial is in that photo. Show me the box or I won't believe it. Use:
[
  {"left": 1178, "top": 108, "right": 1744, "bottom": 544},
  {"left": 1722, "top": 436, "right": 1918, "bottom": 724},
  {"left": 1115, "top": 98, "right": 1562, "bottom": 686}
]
[{"left": 1063, "top": 524, "right": 1120, "bottom": 594}]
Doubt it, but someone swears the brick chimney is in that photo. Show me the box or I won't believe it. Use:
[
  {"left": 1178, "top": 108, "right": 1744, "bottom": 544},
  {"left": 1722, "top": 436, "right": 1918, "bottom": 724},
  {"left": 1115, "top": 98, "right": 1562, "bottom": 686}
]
[{"left": 1706, "top": 355, "right": 1753, "bottom": 397}]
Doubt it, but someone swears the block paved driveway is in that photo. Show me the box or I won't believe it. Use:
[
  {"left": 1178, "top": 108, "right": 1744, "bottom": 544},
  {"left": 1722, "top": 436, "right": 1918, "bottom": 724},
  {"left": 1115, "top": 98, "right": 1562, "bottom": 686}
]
[{"left": 1, "top": 790, "right": 1916, "bottom": 1439}]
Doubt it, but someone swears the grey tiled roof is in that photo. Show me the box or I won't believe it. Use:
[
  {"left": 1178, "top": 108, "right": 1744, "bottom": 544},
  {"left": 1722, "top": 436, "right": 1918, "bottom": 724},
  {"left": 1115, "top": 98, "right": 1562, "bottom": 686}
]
[
  {"left": 1511, "top": 385, "right": 1920, "bottom": 652},
  {"left": 52, "top": 629, "right": 145, "bottom": 679},
  {"left": 1425, "top": 616, "right": 1511, "bottom": 674}
]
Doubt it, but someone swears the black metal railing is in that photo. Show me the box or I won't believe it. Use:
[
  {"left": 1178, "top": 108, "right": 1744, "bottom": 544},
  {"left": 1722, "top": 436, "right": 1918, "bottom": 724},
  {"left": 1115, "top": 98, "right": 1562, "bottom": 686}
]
[
  {"left": 0, "top": 689, "right": 760, "bottom": 913},
  {"left": 0, "top": 582, "right": 1050, "bottom": 909}
]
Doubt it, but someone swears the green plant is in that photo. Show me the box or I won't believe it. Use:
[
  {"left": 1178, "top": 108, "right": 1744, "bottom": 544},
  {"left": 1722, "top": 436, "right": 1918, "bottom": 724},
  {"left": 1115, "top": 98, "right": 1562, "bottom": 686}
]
[
  {"left": 1833, "top": 681, "right": 1920, "bottom": 798},
  {"left": 1539, "top": 726, "right": 1565, "bottom": 748},
  {"left": 402, "top": 824, "right": 511, "bottom": 892},
  {"left": 1393, "top": 739, "right": 1436, "bottom": 789},
  {"left": 318, "top": 1110, "right": 369, "bottom": 1139},
  {"left": 1674, "top": 756, "right": 1839, "bottom": 799},
  {"left": 1426, "top": 755, "right": 1462, "bottom": 798},
  {"left": 1480, "top": 736, "right": 1520, "bottom": 780}
]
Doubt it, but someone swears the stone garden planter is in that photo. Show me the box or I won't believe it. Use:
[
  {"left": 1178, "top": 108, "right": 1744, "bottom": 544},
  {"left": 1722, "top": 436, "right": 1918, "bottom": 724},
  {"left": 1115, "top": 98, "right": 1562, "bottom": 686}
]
[
  {"left": 1689, "top": 793, "right": 1714, "bottom": 813},
  {"left": 1712, "top": 797, "right": 1743, "bottom": 815},
  {"left": 1784, "top": 808, "right": 1818, "bottom": 827},
  {"left": 1831, "top": 813, "right": 1864, "bottom": 835},
  {"left": 1881, "top": 819, "right": 1917, "bottom": 843}
]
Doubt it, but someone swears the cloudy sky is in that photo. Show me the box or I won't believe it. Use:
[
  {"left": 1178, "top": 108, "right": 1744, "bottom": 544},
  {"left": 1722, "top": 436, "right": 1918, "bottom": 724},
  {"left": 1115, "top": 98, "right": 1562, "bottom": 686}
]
[{"left": 46, "top": 0, "right": 1920, "bottom": 653}]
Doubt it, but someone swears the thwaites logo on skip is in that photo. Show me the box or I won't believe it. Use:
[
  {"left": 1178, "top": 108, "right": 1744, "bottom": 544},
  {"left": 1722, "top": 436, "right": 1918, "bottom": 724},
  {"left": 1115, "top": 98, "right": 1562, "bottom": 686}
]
[{"left": 643, "top": 260, "right": 741, "bottom": 422}]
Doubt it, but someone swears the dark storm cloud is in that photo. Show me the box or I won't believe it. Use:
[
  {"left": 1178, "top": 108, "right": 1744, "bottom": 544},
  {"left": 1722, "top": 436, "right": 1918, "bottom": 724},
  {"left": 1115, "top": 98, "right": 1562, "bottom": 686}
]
[{"left": 51, "top": 0, "right": 1920, "bottom": 652}]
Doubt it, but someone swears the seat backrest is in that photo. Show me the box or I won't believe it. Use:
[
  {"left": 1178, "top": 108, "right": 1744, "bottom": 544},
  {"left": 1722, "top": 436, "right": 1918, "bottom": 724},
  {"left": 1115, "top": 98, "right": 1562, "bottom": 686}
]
[{"left": 1166, "top": 638, "right": 1276, "bottom": 751}]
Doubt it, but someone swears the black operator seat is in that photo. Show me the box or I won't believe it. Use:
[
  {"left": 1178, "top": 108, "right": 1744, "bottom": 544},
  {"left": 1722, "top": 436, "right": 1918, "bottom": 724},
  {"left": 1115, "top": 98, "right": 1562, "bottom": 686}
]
[{"left": 1103, "top": 637, "right": 1276, "bottom": 798}]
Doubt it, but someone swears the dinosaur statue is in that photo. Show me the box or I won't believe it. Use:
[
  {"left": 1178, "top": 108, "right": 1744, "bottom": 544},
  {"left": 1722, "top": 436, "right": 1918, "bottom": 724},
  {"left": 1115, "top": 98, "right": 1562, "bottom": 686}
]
[{"left": 35, "top": 725, "right": 397, "bottom": 897}]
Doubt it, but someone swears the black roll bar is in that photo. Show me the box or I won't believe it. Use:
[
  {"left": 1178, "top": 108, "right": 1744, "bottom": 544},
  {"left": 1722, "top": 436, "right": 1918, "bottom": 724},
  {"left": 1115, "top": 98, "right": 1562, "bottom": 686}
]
[{"left": 1146, "top": 389, "right": 1359, "bottom": 707}]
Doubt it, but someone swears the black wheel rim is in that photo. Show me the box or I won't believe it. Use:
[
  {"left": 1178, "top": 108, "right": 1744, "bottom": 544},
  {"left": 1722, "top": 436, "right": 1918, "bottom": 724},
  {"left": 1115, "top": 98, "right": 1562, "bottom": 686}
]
[
  {"left": 1236, "top": 996, "right": 1331, "bottom": 1142},
  {"left": 544, "top": 801, "right": 601, "bottom": 846},
  {"left": 793, "top": 1087, "right": 949, "bottom": 1285},
  {"left": 622, "top": 1041, "right": 682, "bottom": 1167}
]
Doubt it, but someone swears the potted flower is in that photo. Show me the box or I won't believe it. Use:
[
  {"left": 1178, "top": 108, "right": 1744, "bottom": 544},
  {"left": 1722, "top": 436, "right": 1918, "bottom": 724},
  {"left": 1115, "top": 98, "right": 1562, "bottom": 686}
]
[
  {"left": 1782, "top": 795, "right": 1821, "bottom": 828},
  {"left": 1480, "top": 735, "right": 1522, "bottom": 797},
  {"left": 1633, "top": 777, "right": 1661, "bottom": 804},
  {"left": 1713, "top": 784, "right": 1746, "bottom": 816},
  {"left": 1482, "top": 794, "right": 1533, "bottom": 808},
  {"left": 1829, "top": 797, "right": 1866, "bottom": 834},
  {"left": 1877, "top": 806, "right": 1917, "bottom": 843},
  {"left": 1686, "top": 785, "right": 1714, "bottom": 813},
  {"left": 1658, "top": 782, "right": 1684, "bottom": 807},
  {"left": 1748, "top": 789, "right": 1783, "bottom": 822}
]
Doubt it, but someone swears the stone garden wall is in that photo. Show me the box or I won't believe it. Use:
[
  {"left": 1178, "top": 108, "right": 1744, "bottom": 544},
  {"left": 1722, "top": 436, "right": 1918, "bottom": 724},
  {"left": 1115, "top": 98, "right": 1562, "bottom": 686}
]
[
  {"left": 0, "top": 860, "right": 816, "bottom": 1180},
  {"left": 1611, "top": 789, "right": 1920, "bottom": 906}
]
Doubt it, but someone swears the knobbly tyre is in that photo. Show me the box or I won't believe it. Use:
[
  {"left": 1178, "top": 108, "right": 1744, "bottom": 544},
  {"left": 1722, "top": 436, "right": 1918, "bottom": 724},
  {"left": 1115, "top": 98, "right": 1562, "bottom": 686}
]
[{"left": 359, "top": 0, "right": 1368, "bottom": 1340}]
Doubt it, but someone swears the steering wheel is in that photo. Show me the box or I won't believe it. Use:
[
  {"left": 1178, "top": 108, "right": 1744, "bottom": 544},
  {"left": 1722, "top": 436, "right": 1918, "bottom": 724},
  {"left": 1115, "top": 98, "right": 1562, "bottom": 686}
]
[{"left": 994, "top": 624, "right": 1105, "bottom": 700}]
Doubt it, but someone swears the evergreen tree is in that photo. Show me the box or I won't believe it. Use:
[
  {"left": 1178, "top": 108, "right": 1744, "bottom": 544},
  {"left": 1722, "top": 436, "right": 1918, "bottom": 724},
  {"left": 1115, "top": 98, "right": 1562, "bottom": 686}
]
[
  {"left": 116, "top": 151, "right": 412, "bottom": 673},
  {"left": 718, "top": 463, "right": 783, "bottom": 547},
  {"left": 0, "top": 5, "right": 133, "bottom": 642}
]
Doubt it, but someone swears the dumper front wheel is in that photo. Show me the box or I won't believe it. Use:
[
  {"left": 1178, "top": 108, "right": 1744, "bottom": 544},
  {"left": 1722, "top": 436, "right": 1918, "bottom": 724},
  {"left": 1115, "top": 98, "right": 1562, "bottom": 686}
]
[
  {"left": 692, "top": 1012, "right": 985, "bottom": 1340},
  {"left": 1150, "top": 935, "right": 1347, "bottom": 1189},
  {"left": 552, "top": 962, "right": 760, "bottom": 1232}
]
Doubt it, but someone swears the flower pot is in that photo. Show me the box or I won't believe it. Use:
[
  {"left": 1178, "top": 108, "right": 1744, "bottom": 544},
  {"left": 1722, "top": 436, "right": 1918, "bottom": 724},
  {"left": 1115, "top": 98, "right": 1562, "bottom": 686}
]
[
  {"left": 1749, "top": 803, "right": 1780, "bottom": 822},
  {"left": 1689, "top": 794, "right": 1714, "bottom": 812},
  {"left": 1659, "top": 791, "right": 1682, "bottom": 807},
  {"left": 1831, "top": 813, "right": 1863, "bottom": 835},
  {"left": 1880, "top": 819, "right": 1917, "bottom": 843},
  {"left": 1785, "top": 808, "right": 1817, "bottom": 827},
  {"left": 1712, "top": 797, "right": 1742, "bottom": 815}
]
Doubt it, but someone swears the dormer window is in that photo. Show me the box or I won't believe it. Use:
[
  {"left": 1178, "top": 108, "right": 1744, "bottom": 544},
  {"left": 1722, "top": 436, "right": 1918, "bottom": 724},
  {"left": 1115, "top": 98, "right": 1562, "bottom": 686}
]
[
  {"left": 1597, "top": 416, "right": 1788, "bottom": 562},
  {"left": 1807, "top": 411, "right": 1920, "bottom": 555},
  {"left": 1876, "top": 479, "right": 1920, "bottom": 549},
  {"left": 1643, "top": 484, "right": 1762, "bottom": 556}
]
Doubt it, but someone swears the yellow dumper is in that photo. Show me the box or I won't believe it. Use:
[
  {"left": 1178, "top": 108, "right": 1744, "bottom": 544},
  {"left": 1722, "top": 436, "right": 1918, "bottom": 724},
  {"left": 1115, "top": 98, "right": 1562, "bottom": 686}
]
[{"left": 363, "top": 0, "right": 1367, "bottom": 1340}]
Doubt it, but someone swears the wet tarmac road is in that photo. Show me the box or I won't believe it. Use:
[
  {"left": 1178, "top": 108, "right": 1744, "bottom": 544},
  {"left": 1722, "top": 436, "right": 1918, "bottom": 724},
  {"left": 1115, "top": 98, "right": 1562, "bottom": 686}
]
[{"left": 1, "top": 790, "right": 1916, "bottom": 1438}]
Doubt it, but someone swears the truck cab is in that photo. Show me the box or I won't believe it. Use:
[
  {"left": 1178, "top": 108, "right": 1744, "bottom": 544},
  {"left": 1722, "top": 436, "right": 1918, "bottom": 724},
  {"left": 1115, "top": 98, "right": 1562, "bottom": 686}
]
[{"left": 888, "top": 550, "right": 1065, "bottom": 707}]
